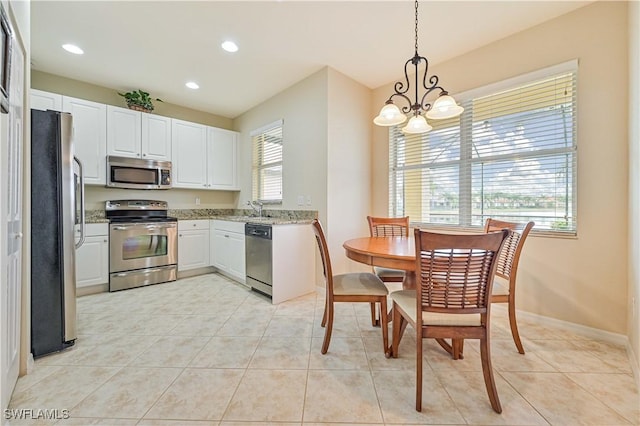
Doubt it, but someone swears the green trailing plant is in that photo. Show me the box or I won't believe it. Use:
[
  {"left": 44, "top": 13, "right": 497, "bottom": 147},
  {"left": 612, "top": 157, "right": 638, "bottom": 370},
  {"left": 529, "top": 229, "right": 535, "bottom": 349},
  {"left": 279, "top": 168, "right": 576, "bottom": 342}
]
[{"left": 118, "top": 89, "right": 163, "bottom": 112}]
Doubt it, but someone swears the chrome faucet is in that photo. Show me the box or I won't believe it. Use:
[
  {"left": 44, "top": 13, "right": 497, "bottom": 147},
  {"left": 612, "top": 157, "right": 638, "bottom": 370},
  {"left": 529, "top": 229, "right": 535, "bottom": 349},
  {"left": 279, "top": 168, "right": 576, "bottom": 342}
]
[{"left": 247, "top": 200, "right": 263, "bottom": 218}]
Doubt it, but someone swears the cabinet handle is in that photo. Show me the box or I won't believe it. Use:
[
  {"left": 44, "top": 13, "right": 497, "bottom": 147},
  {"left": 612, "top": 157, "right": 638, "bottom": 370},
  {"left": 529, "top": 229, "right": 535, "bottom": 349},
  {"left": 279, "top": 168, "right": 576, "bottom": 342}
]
[
  {"left": 103, "top": 239, "right": 107, "bottom": 243},
  {"left": 179, "top": 234, "right": 183, "bottom": 237},
  {"left": 142, "top": 153, "right": 147, "bottom": 157}
]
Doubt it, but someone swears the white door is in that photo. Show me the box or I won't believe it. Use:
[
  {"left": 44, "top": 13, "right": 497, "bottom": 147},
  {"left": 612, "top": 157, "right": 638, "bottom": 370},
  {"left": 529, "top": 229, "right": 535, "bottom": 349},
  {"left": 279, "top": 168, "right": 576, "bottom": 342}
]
[
  {"left": 142, "top": 114, "right": 171, "bottom": 161},
  {"left": 106, "top": 105, "right": 141, "bottom": 158},
  {"left": 62, "top": 96, "right": 107, "bottom": 185},
  {"left": 30, "top": 89, "right": 62, "bottom": 112},
  {"left": 171, "top": 119, "right": 208, "bottom": 189},
  {"left": 208, "top": 127, "right": 238, "bottom": 190},
  {"left": 1, "top": 32, "right": 25, "bottom": 411}
]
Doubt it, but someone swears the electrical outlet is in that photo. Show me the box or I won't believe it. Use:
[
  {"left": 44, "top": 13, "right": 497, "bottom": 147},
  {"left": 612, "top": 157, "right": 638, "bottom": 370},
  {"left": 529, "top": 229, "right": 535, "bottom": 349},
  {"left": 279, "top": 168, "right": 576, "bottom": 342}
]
[
  {"left": 633, "top": 297, "right": 637, "bottom": 320},
  {"left": 195, "top": 197, "right": 200, "bottom": 206},
  {"left": 306, "top": 195, "right": 312, "bottom": 206},
  {"left": 297, "top": 195, "right": 304, "bottom": 206}
]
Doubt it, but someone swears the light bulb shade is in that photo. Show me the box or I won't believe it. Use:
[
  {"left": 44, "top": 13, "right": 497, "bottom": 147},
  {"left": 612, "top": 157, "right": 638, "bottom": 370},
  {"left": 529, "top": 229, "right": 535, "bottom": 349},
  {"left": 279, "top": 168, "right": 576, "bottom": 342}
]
[
  {"left": 426, "top": 94, "right": 464, "bottom": 120},
  {"left": 374, "top": 103, "right": 407, "bottom": 126},
  {"left": 402, "top": 115, "right": 432, "bottom": 134}
]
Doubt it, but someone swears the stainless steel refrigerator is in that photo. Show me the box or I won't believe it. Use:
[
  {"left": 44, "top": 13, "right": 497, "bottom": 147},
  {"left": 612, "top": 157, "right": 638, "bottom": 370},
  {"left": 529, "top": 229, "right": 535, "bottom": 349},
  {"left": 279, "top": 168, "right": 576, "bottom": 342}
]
[{"left": 30, "top": 109, "right": 85, "bottom": 358}]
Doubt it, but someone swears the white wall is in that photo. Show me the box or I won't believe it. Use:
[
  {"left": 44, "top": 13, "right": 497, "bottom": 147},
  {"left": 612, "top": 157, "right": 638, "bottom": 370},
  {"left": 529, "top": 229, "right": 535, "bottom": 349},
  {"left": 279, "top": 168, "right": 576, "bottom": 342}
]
[
  {"left": 628, "top": 0, "right": 640, "bottom": 382},
  {"left": 326, "top": 68, "right": 372, "bottom": 274},
  {"left": 372, "top": 2, "right": 629, "bottom": 334}
]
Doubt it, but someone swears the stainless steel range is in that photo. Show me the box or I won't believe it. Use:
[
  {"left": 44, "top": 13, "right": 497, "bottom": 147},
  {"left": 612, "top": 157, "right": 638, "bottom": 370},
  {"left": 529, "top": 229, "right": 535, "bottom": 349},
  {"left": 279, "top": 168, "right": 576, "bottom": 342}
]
[{"left": 106, "top": 200, "right": 178, "bottom": 291}]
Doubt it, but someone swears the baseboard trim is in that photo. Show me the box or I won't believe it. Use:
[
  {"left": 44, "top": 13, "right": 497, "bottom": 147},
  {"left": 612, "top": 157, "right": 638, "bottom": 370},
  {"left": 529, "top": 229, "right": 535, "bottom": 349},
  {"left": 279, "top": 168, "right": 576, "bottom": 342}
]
[{"left": 492, "top": 304, "right": 628, "bottom": 346}]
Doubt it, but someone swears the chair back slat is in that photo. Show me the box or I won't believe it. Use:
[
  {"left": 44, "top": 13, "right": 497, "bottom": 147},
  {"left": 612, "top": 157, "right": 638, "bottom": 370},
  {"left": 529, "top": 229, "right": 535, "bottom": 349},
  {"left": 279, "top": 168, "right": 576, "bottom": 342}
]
[
  {"left": 484, "top": 218, "right": 534, "bottom": 281},
  {"left": 367, "top": 216, "right": 410, "bottom": 237},
  {"left": 415, "top": 229, "right": 509, "bottom": 315}
]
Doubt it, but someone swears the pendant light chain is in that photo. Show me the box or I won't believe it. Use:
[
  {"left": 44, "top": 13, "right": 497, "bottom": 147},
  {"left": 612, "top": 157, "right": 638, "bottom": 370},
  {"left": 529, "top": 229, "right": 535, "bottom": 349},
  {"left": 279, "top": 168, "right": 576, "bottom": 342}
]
[
  {"left": 414, "top": 0, "right": 419, "bottom": 55},
  {"left": 373, "top": 0, "right": 464, "bottom": 132}
]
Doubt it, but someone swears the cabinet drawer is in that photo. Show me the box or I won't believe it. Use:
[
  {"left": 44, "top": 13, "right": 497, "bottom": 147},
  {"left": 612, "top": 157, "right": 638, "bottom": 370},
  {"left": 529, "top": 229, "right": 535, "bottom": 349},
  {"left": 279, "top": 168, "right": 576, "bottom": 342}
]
[
  {"left": 178, "top": 219, "right": 210, "bottom": 231},
  {"left": 212, "top": 220, "right": 244, "bottom": 234},
  {"left": 76, "top": 223, "right": 109, "bottom": 237}
]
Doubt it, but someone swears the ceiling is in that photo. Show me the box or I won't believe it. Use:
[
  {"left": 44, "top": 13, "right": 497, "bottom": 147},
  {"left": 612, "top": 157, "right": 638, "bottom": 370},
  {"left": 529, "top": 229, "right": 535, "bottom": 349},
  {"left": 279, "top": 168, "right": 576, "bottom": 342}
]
[{"left": 31, "top": 1, "right": 591, "bottom": 119}]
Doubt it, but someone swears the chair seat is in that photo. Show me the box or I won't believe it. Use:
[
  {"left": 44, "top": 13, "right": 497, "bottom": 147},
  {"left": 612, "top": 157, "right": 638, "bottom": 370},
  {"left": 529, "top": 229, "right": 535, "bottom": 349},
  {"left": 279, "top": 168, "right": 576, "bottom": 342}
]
[
  {"left": 373, "top": 266, "right": 405, "bottom": 279},
  {"left": 390, "top": 290, "right": 481, "bottom": 326},
  {"left": 334, "top": 273, "right": 389, "bottom": 296},
  {"left": 492, "top": 276, "right": 509, "bottom": 296}
]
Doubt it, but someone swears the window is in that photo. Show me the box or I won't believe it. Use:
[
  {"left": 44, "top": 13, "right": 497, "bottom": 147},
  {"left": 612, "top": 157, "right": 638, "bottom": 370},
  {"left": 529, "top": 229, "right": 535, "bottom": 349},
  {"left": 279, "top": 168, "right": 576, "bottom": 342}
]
[
  {"left": 251, "top": 120, "right": 283, "bottom": 203},
  {"left": 389, "top": 61, "right": 577, "bottom": 234}
]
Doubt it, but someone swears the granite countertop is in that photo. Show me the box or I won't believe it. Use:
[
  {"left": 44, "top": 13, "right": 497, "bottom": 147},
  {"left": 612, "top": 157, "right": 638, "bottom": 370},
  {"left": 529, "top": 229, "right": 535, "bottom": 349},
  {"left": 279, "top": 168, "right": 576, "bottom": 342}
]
[{"left": 85, "top": 208, "right": 317, "bottom": 225}]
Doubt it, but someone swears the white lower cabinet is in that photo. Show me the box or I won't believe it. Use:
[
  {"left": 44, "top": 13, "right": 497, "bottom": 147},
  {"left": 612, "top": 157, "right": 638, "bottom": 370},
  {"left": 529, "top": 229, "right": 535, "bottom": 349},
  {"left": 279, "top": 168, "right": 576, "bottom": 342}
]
[
  {"left": 75, "top": 223, "right": 109, "bottom": 288},
  {"left": 210, "top": 220, "right": 245, "bottom": 284},
  {"left": 178, "top": 220, "right": 210, "bottom": 271}
]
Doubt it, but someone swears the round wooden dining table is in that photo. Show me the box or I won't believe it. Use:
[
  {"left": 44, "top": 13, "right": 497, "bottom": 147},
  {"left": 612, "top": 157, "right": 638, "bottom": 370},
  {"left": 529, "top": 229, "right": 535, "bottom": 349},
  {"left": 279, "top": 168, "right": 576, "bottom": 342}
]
[{"left": 343, "top": 236, "right": 416, "bottom": 289}]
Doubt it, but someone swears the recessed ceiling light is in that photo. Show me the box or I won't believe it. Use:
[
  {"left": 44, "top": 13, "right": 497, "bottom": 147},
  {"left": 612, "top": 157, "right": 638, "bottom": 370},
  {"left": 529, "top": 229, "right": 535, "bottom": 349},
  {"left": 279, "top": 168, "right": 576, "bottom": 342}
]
[
  {"left": 221, "top": 40, "right": 238, "bottom": 53},
  {"left": 62, "top": 44, "right": 84, "bottom": 55},
  {"left": 185, "top": 81, "right": 199, "bottom": 89}
]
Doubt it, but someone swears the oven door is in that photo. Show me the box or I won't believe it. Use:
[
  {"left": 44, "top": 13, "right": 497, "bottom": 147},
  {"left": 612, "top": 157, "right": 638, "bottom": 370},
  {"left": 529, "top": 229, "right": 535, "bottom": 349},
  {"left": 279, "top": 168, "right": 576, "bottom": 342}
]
[{"left": 109, "top": 221, "right": 177, "bottom": 273}]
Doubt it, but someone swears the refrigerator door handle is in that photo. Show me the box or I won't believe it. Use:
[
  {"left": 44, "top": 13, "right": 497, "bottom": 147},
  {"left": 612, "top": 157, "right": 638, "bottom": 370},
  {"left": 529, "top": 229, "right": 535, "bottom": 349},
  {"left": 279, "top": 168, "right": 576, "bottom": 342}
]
[{"left": 74, "top": 156, "right": 86, "bottom": 249}]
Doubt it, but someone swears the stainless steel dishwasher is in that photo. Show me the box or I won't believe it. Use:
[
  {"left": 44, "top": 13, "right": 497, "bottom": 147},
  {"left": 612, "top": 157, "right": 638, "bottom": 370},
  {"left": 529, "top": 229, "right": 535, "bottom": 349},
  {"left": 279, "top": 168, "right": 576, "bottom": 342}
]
[{"left": 245, "top": 223, "right": 273, "bottom": 297}]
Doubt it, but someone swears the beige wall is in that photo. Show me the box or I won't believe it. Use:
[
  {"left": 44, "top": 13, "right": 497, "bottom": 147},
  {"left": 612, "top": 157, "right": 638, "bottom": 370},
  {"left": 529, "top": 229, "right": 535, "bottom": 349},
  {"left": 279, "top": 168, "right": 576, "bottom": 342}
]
[
  {"left": 326, "top": 68, "right": 372, "bottom": 274},
  {"left": 629, "top": 0, "right": 640, "bottom": 379},
  {"left": 233, "top": 67, "right": 372, "bottom": 275},
  {"left": 31, "top": 70, "right": 233, "bottom": 129},
  {"left": 373, "top": 2, "right": 629, "bottom": 334},
  {"left": 233, "top": 69, "right": 328, "bottom": 222}
]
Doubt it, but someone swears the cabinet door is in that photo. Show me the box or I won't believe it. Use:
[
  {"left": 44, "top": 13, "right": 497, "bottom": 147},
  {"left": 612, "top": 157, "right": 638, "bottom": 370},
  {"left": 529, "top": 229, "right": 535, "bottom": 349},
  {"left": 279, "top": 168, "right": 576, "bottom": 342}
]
[
  {"left": 142, "top": 113, "right": 171, "bottom": 161},
  {"left": 107, "top": 105, "right": 142, "bottom": 158},
  {"left": 76, "top": 235, "right": 109, "bottom": 287},
  {"left": 171, "top": 119, "right": 208, "bottom": 189},
  {"left": 62, "top": 96, "right": 107, "bottom": 185},
  {"left": 208, "top": 127, "right": 239, "bottom": 190},
  {"left": 30, "top": 89, "right": 62, "bottom": 111},
  {"left": 227, "top": 232, "right": 246, "bottom": 282},
  {"left": 178, "top": 229, "right": 211, "bottom": 271},
  {"left": 211, "top": 229, "right": 228, "bottom": 271}
]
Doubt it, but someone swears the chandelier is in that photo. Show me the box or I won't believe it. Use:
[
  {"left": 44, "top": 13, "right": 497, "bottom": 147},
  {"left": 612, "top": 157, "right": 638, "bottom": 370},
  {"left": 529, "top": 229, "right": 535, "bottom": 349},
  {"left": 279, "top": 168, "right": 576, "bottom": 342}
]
[{"left": 374, "top": 0, "right": 463, "bottom": 134}]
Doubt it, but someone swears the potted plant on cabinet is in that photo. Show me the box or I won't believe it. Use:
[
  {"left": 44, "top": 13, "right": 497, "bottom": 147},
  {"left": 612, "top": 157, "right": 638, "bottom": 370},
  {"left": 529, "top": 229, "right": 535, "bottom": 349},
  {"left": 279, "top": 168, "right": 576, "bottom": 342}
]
[{"left": 118, "top": 89, "right": 163, "bottom": 112}]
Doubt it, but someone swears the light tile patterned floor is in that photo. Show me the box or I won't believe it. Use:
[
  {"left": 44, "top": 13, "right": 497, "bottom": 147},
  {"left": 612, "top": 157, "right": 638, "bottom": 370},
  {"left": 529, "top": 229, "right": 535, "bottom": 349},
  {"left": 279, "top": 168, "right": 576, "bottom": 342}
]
[{"left": 9, "top": 273, "right": 640, "bottom": 425}]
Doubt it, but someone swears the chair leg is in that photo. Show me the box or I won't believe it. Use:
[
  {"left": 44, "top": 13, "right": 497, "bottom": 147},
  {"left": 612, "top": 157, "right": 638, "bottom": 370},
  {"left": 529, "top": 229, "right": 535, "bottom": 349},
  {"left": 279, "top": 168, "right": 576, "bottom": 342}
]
[
  {"left": 479, "top": 336, "right": 502, "bottom": 413},
  {"left": 453, "top": 339, "right": 464, "bottom": 360},
  {"left": 416, "top": 333, "right": 423, "bottom": 412},
  {"left": 321, "top": 299, "right": 328, "bottom": 327},
  {"left": 380, "top": 298, "right": 388, "bottom": 354},
  {"left": 508, "top": 298, "right": 525, "bottom": 354},
  {"left": 370, "top": 302, "right": 379, "bottom": 327},
  {"left": 390, "top": 303, "right": 402, "bottom": 358},
  {"left": 321, "top": 302, "right": 334, "bottom": 354}
]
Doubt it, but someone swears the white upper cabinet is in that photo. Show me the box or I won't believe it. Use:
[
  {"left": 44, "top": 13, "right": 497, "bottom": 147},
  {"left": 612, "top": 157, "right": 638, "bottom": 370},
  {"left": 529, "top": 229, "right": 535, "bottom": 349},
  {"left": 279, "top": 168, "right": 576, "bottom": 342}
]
[
  {"left": 208, "top": 127, "right": 239, "bottom": 190},
  {"left": 30, "top": 89, "right": 62, "bottom": 112},
  {"left": 142, "top": 114, "right": 172, "bottom": 161},
  {"left": 62, "top": 96, "right": 107, "bottom": 185},
  {"left": 107, "top": 105, "right": 171, "bottom": 161},
  {"left": 171, "top": 119, "right": 208, "bottom": 188},
  {"left": 107, "top": 105, "right": 141, "bottom": 158}
]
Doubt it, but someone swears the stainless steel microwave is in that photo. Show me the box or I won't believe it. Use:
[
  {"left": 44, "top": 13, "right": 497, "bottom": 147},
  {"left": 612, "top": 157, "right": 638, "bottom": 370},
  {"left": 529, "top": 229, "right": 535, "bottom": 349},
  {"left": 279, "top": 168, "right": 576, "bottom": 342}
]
[{"left": 106, "top": 156, "right": 172, "bottom": 190}]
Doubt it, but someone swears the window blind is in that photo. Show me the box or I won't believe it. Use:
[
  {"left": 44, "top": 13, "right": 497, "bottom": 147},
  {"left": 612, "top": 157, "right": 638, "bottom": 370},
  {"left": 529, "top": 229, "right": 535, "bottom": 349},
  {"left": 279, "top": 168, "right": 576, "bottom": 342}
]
[
  {"left": 252, "top": 120, "right": 283, "bottom": 202},
  {"left": 389, "top": 65, "right": 577, "bottom": 234}
]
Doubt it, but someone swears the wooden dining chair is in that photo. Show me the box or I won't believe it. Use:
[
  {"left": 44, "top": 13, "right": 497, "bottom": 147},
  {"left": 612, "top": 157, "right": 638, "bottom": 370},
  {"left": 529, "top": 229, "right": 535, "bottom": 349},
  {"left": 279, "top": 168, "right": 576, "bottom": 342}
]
[
  {"left": 312, "top": 219, "right": 389, "bottom": 354},
  {"left": 366, "top": 216, "right": 409, "bottom": 324},
  {"left": 389, "top": 228, "right": 509, "bottom": 413},
  {"left": 484, "top": 218, "right": 535, "bottom": 354}
]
